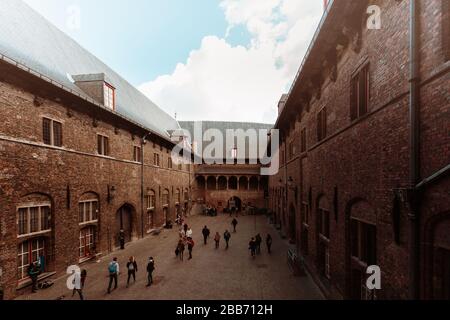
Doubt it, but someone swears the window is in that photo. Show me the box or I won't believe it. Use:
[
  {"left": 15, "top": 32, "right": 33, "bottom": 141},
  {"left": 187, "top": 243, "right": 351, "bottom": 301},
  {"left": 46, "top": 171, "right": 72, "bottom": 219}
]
[
  {"left": 43, "top": 118, "right": 62, "bottom": 147},
  {"left": 301, "top": 128, "right": 307, "bottom": 153},
  {"left": 318, "top": 208, "right": 330, "bottom": 239},
  {"left": 18, "top": 238, "right": 45, "bottom": 280},
  {"left": 351, "top": 65, "right": 370, "bottom": 121},
  {"left": 79, "top": 227, "right": 95, "bottom": 259},
  {"left": 317, "top": 108, "right": 327, "bottom": 142},
  {"left": 97, "top": 135, "right": 109, "bottom": 156},
  {"left": 78, "top": 200, "right": 99, "bottom": 224},
  {"left": 154, "top": 153, "right": 160, "bottom": 167},
  {"left": 103, "top": 83, "right": 115, "bottom": 110},
  {"left": 175, "top": 189, "right": 181, "bottom": 204},
  {"left": 351, "top": 219, "right": 377, "bottom": 266},
  {"left": 17, "top": 205, "right": 51, "bottom": 236},
  {"left": 133, "top": 146, "right": 142, "bottom": 163},
  {"left": 301, "top": 202, "right": 309, "bottom": 226},
  {"left": 168, "top": 157, "right": 173, "bottom": 169},
  {"left": 162, "top": 190, "right": 169, "bottom": 207},
  {"left": 147, "top": 190, "right": 156, "bottom": 210},
  {"left": 289, "top": 139, "right": 296, "bottom": 159}
]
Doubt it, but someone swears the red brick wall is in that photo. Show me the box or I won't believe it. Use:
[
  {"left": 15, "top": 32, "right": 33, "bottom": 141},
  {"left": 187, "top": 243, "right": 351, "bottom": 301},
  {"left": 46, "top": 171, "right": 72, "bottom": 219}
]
[
  {"left": 0, "top": 80, "right": 192, "bottom": 299},
  {"left": 269, "top": 0, "right": 449, "bottom": 299}
]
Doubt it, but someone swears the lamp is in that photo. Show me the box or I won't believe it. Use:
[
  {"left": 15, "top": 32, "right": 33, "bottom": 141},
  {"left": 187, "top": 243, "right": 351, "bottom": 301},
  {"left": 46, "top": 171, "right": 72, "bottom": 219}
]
[{"left": 108, "top": 185, "right": 116, "bottom": 203}]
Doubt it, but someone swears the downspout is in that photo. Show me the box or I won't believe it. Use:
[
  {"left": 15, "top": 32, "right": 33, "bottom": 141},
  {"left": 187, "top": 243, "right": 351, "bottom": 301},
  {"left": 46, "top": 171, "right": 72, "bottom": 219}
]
[
  {"left": 408, "top": 0, "right": 421, "bottom": 300},
  {"left": 141, "top": 133, "right": 150, "bottom": 238}
]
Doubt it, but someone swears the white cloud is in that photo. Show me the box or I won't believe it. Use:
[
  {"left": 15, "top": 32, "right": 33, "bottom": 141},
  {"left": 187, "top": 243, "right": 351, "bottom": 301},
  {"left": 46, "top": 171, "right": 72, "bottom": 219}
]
[{"left": 139, "top": 0, "right": 323, "bottom": 124}]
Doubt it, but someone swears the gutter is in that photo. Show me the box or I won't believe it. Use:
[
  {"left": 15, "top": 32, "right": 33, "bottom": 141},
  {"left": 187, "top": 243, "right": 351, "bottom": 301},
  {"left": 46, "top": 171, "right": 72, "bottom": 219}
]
[{"left": 408, "top": 0, "right": 421, "bottom": 300}]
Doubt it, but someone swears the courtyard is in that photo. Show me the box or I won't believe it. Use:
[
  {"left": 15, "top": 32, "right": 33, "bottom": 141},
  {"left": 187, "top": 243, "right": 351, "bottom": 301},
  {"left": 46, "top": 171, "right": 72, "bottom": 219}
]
[{"left": 16, "top": 214, "right": 323, "bottom": 300}]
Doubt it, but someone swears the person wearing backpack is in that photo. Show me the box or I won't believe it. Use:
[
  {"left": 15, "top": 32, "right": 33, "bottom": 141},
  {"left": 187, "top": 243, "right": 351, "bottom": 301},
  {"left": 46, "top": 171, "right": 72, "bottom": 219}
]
[
  {"left": 224, "top": 230, "right": 231, "bottom": 249},
  {"left": 126, "top": 256, "right": 138, "bottom": 288},
  {"left": 146, "top": 257, "right": 155, "bottom": 287},
  {"left": 107, "top": 257, "right": 120, "bottom": 294}
]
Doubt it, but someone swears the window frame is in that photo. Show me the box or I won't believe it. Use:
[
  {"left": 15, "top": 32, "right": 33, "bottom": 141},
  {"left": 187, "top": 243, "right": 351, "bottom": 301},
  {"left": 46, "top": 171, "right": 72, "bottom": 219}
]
[
  {"left": 78, "top": 200, "right": 99, "bottom": 225},
  {"left": 17, "top": 204, "right": 52, "bottom": 238},
  {"left": 97, "top": 134, "right": 109, "bottom": 156},
  {"left": 18, "top": 238, "right": 45, "bottom": 280},
  {"left": 133, "top": 146, "right": 142, "bottom": 163},
  {"left": 42, "top": 117, "right": 63, "bottom": 147},
  {"left": 350, "top": 64, "right": 370, "bottom": 121},
  {"left": 103, "top": 82, "right": 116, "bottom": 110}
]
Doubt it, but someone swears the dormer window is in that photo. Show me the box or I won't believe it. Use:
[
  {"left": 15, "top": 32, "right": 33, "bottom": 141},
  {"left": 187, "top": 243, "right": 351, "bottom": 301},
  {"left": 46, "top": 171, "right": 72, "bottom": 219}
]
[{"left": 104, "top": 83, "right": 115, "bottom": 110}]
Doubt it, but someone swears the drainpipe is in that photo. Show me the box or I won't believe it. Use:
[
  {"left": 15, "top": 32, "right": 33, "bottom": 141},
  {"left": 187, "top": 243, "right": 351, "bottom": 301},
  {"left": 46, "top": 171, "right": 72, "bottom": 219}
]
[
  {"left": 408, "top": 0, "right": 421, "bottom": 300},
  {"left": 141, "top": 133, "right": 151, "bottom": 238}
]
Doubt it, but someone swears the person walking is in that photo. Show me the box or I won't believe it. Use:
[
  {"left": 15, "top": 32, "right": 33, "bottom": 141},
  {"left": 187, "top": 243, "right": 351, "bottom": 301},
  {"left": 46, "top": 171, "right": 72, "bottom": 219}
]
[
  {"left": 232, "top": 218, "right": 238, "bottom": 233},
  {"left": 126, "top": 256, "right": 138, "bottom": 288},
  {"left": 107, "top": 257, "right": 120, "bottom": 294},
  {"left": 255, "top": 234, "right": 262, "bottom": 255},
  {"left": 119, "top": 230, "right": 125, "bottom": 250},
  {"left": 146, "top": 257, "right": 155, "bottom": 287},
  {"left": 224, "top": 230, "right": 231, "bottom": 249},
  {"left": 187, "top": 238, "right": 195, "bottom": 260},
  {"left": 214, "top": 232, "right": 221, "bottom": 249},
  {"left": 27, "top": 262, "right": 40, "bottom": 293},
  {"left": 202, "top": 226, "right": 210, "bottom": 245},
  {"left": 178, "top": 240, "right": 185, "bottom": 261},
  {"left": 72, "top": 269, "right": 84, "bottom": 300},
  {"left": 249, "top": 238, "right": 257, "bottom": 258},
  {"left": 266, "top": 234, "right": 273, "bottom": 254}
]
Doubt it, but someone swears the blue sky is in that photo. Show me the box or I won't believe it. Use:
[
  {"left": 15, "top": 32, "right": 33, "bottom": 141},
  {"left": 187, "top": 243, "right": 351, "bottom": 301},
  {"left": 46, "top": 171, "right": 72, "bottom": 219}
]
[
  {"left": 24, "top": 0, "right": 250, "bottom": 85},
  {"left": 23, "top": 0, "right": 323, "bottom": 123}
]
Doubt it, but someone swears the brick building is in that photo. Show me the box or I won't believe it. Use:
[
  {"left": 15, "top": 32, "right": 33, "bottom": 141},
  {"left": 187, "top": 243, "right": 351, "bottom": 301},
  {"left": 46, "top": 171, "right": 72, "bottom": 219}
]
[
  {"left": 180, "top": 121, "right": 272, "bottom": 212},
  {"left": 269, "top": 0, "right": 449, "bottom": 300},
  {"left": 0, "top": 1, "right": 273, "bottom": 300}
]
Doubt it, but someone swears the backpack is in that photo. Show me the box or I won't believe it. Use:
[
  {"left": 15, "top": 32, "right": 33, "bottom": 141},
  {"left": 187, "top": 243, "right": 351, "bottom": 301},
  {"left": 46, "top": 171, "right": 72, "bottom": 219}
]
[{"left": 108, "top": 262, "right": 117, "bottom": 274}]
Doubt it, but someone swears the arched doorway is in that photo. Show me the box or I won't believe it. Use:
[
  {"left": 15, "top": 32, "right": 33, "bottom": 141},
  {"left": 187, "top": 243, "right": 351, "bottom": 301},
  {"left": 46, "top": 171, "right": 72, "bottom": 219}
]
[
  {"left": 116, "top": 204, "right": 135, "bottom": 247},
  {"left": 229, "top": 196, "right": 242, "bottom": 212}
]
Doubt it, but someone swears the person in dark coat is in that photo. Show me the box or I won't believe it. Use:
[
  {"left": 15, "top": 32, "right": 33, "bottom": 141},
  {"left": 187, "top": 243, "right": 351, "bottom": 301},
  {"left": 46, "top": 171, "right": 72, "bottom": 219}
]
[
  {"left": 126, "top": 256, "right": 138, "bottom": 288},
  {"left": 202, "top": 226, "right": 210, "bottom": 245},
  {"left": 224, "top": 230, "right": 231, "bottom": 249},
  {"left": 178, "top": 240, "right": 185, "bottom": 261},
  {"left": 249, "top": 238, "right": 257, "bottom": 258},
  {"left": 232, "top": 218, "right": 238, "bottom": 233},
  {"left": 187, "top": 238, "right": 195, "bottom": 260},
  {"left": 27, "top": 262, "right": 40, "bottom": 293},
  {"left": 119, "top": 230, "right": 125, "bottom": 250},
  {"left": 146, "top": 257, "right": 155, "bottom": 287},
  {"left": 255, "top": 234, "right": 262, "bottom": 254},
  {"left": 266, "top": 234, "right": 273, "bottom": 254}
]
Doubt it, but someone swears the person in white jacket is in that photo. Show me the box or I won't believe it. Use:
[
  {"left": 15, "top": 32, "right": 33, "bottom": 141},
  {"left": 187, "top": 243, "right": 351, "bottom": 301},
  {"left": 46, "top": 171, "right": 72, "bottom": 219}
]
[{"left": 72, "top": 270, "right": 84, "bottom": 300}]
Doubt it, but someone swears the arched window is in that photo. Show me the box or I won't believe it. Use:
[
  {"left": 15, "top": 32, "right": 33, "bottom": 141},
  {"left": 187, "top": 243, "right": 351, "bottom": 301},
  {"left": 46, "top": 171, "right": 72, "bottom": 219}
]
[
  {"left": 196, "top": 176, "right": 205, "bottom": 190},
  {"left": 175, "top": 189, "right": 181, "bottom": 204},
  {"left": 79, "top": 193, "right": 99, "bottom": 224},
  {"left": 207, "top": 177, "right": 217, "bottom": 190},
  {"left": 146, "top": 189, "right": 156, "bottom": 210},
  {"left": 239, "top": 177, "right": 248, "bottom": 190},
  {"left": 162, "top": 189, "right": 170, "bottom": 207},
  {"left": 228, "top": 177, "right": 238, "bottom": 190},
  {"left": 218, "top": 176, "right": 227, "bottom": 190},
  {"left": 249, "top": 177, "right": 259, "bottom": 191}
]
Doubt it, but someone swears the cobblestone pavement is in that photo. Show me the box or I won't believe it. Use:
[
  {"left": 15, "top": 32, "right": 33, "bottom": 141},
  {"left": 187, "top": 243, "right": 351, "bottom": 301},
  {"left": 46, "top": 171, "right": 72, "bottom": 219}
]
[{"left": 16, "top": 214, "right": 324, "bottom": 300}]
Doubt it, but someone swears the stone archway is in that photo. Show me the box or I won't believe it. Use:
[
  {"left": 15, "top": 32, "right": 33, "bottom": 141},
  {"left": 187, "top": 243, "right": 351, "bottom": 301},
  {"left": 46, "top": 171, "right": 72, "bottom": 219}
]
[{"left": 229, "top": 196, "right": 242, "bottom": 211}]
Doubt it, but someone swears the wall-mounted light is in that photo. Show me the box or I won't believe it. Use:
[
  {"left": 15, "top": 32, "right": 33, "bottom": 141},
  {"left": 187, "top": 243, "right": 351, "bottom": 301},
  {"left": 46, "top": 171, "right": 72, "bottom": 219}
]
[{"left": 108, "top": 185, "right": 116, "bottom": 203}]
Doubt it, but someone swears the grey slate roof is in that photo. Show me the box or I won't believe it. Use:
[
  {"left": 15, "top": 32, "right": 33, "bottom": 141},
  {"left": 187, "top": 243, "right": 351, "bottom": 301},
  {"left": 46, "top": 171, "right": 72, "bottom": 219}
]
[
  {"left": 179, "top": 121, "right": 274, "bottom": 160},
  {"left": 0, "top": 0, "right": 180, "bottom": 138}
]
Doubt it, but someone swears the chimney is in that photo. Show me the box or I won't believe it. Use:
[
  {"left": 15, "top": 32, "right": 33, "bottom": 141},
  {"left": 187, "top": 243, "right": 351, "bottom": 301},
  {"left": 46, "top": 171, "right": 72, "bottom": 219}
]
[{"left": 323, "top": 0, "right": 329, "bottom": 11}]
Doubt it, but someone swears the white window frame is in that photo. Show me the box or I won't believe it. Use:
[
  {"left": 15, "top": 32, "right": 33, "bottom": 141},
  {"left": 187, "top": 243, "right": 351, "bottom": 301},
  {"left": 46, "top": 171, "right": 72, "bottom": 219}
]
[
  {"left": 79, "top": 226, "right": 95, "bottom": 259},
  {"left": 17, "top": 204, "right": 52, "bottom": 238},
  {"left": 97, "top": 134, "right": 109, "bottom": 156},
  {"left": 103, "top": 83, "right": 115, "bottom": 110},
  {"left": 147, "top": 192, "right": 156, "bottom": 211},
  {"left": 43, "top": 117, "right": 63, "bottom": 147},
  {"left": 18, "top": 238, "right": 45, "bottom": 280},
  {"left": 79, "top": 200, "right": 99, "bottom": 225}
]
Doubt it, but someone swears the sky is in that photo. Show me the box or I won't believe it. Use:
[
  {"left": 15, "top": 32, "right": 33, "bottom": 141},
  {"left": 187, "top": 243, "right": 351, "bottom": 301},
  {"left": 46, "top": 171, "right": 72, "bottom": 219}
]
[{"left": 23, "top": 0, "right": 323, "bottom": 124}]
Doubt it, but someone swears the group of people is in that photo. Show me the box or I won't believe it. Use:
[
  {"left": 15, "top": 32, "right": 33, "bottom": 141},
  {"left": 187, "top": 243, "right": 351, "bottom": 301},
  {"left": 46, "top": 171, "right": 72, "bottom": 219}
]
[
  {"left": 106, "top": 256, "right": 156, "bottom": 295},
  {"left": 201, "top": 226, "right": 233, "bottom": 250},
  {"left": 248, "top": 234, "right": 273, "bottom": 258},
  {"left": 204, "top": 204, "right": 218, "bottom": 216},
  {"left": 175, "top": 223, "right": 195, "bottom": 260}
]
